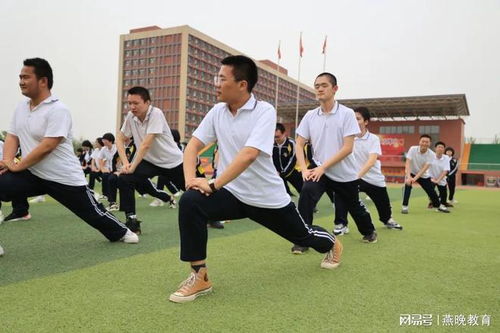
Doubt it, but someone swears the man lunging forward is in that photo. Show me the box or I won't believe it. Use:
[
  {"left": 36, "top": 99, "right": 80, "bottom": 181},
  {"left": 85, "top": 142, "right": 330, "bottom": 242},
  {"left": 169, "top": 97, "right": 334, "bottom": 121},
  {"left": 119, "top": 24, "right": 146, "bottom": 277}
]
[{"left": 169, "top": 56, "right": 342, "bottom": 303}]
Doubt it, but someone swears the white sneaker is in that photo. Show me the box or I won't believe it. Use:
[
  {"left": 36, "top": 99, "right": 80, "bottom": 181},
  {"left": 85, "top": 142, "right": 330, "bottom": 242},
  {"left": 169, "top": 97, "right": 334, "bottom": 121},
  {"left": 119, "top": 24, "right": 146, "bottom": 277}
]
[
  {"left": 149, "top": 198, "right": 164, "bottom": 207},
  {"left": 437, "top": 204, "right": 450, "bottom": 213},
  {"left": 0, "top": 244, "right": 4, "bottom": 256},
  {"left": 401, "top": 206, "right": 409, "bottom": 214},
  {"left": 138, "top": 194, "right": 148, "bottom": 199},
  {"left": 106, "top": 203, "right": 119, "bottom": 211},
  {"left": 29, "top": 195, "right": 46, "bottom": 203},
  {"left": 94, "top": 192, "right": 102, "bottom": 201},
  {"left": 173, "top": 191, "right": 183, "bottom": 198},
  {"left": 120, "top": 229, "right": 139, "bottom": 244},
  {"left": 452, "top": 199, "right": 458, "bottom": 204},
  {"left": 333, "top": 224, "right": 349, "bottom": 236},
  {"left": 0, "top": 210, "right": 4, "bottom": 224}
]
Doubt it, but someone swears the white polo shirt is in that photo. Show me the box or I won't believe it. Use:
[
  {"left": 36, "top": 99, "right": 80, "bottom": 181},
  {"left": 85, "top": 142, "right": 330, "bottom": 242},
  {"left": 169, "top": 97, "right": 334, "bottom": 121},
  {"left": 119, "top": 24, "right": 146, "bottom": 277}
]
[
  {"left": 296, "top": 102, "right": 361, "bottom": 182},
  {"left": 193, "top": 94, "right": 290, "bottom": 209},
  {"left": 406, "top": 146, "right": 436, "bottom": 178},
  {"left": 8, "top": 95, "right": 87, "bottom": 186},
  {"left": 353, "top": 131, "right": 386, "bottom": 187},
  {"left": 98, "top": 144, "right": 117, "bottom": 171},
  {"left": 429, "top": 154, "right": 450, "bottom": 186},
  {"left": 121, "top": 106, "right": 182, "bottom": 169}
]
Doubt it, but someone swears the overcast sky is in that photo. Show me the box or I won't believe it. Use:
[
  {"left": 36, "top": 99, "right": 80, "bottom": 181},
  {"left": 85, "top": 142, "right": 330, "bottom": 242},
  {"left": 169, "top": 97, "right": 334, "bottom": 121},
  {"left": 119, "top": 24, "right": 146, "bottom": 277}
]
[{"left": 1, "top": 0, "right": 499, "bottom": 141}]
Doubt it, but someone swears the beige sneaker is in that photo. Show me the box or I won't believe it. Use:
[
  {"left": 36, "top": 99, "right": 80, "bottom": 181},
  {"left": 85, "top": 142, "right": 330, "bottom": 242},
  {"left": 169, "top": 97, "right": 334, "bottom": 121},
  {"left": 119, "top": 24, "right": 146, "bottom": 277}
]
[
  {"left": 169, "top": 267, "right": 213, "bottom": 303},
  {"left": 321, "top": 238, "right": 343, "bottom": 269}
]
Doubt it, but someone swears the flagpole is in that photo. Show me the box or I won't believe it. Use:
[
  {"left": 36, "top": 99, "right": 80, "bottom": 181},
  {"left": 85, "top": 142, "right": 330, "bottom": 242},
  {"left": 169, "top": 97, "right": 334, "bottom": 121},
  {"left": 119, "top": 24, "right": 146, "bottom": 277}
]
[
  {"left": 275, "top": 40, "right": 281, "bottom": 110},
  {"left": 322, "top": 35, "right": 327, "bottom": 72},
  {"left": 295, "top": 32, "right": 303, "bottom": 133}
]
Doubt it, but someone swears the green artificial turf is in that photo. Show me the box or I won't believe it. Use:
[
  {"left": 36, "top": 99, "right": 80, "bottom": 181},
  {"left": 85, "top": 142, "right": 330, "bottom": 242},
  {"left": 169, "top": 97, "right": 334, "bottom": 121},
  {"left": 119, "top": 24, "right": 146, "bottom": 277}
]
[{"left": 0, "top": 187, "right": 498, "bottom": 332}]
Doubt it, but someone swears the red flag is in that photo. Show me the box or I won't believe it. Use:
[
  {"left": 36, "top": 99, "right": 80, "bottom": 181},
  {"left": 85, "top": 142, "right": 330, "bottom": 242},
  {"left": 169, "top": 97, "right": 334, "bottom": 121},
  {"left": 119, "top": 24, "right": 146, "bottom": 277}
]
[
  {"left": 277, "top": 42, "right": 281, "bottom": 60},
  {"left": 299, "top": 33, "right": 304, "bottom": 57},
  {"left": 322, "top": 36, "right": 327, "bottom": 54}
]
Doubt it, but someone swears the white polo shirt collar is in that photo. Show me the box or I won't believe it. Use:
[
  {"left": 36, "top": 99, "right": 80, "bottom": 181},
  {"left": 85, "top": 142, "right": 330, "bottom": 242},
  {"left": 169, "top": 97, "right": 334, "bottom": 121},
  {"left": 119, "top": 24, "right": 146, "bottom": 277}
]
[
  {"left": 317, "top": 101, "right": 339, "bottom": 116},
  {"left": 225, "top": 94, "right": 258, "bottom": 116},
  {"left": 133, "top": 105, "right": 153, "bottom": 124},
  {"left": 357, "top": 129, "right": 370, "bottom": 140},
  {"left": 27, "top": 95, "right": 59, "bottom": 112}
]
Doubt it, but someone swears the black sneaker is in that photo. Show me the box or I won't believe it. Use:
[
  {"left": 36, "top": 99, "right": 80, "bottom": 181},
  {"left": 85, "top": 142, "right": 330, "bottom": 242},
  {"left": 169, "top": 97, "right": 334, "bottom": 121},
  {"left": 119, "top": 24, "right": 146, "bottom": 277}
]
[
  {"left": 362, "top": 231, "right": 378, "bottom": 243},
  {"left": 4, "top": 212, "right": 32, "bottom": 222},
  {"left": 125, "top": 216, "right": 142, "bottom": 235},
  {"left": 291, "top": 244, "right": 309, "bottom": 254},
  {"left": 208, "top": 221, "right": 224, "bottom": 229}
]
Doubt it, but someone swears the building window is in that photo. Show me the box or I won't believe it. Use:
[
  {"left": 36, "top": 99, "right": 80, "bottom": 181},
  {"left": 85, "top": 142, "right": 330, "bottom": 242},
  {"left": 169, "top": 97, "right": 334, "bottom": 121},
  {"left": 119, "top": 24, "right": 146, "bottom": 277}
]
[
  {"left": 419, "top": 125, "right": 439, "bottom": 134},
  {"left": 379, "top": 125, "right": 415, "bottom": 134},
  {"left": 125, "top": 51, "right": 131, "bottom": 57}
]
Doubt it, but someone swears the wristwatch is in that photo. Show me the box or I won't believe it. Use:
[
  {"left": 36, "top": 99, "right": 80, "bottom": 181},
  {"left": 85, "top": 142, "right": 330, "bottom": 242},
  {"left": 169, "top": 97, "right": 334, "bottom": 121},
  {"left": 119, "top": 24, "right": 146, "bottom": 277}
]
[{"left": 208, "top": 179, "right": 218, "bottom": 193}]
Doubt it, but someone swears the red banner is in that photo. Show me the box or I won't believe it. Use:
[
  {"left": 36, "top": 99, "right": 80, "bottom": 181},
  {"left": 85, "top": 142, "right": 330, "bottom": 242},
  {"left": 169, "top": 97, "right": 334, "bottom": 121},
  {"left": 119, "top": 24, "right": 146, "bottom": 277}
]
[{"left": 379, "top": 134, "right": 405, "bottom": 156}]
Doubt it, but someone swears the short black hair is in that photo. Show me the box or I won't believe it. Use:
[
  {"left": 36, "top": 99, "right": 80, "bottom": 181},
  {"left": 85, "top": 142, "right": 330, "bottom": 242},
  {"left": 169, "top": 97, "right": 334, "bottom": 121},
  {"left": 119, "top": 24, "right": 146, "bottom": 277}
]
[
  {"left": 315, "top": 72, "right": 337, "bottom": 86},
  {"left": 81, "top": 140, "right": 93, "bottom": 148},
  {"left": 434, "top": 141, "right": 446, "bottom": 148},
  {"left": 420, "top": 134, "right": 432, "bottom": 141},
  {"left": 76, "top": 147, "right": 83, "bottom": 153},
  {"left": 445, "top": 147, "right": 455, "bottom": 156},
  {"left": 276, "top": 123, "right": 286, "bottom": 133},
  {"left": 128, "top": 86, "right": 151, "bottom": 102},
  {"left": 96, "top": 137, "right": 104, "bottom": 146},
  {"left": 23, "top": 58, "right": 53, "bottom": 89},
  {"left": 354, "top": 107, "right": 371, "bottom": 121},
  {"left": 221, "top": 55, "right": 258, "bottom": 93},
  {"left": 102, "top": 133, "right": 115, "bottom": 144}
]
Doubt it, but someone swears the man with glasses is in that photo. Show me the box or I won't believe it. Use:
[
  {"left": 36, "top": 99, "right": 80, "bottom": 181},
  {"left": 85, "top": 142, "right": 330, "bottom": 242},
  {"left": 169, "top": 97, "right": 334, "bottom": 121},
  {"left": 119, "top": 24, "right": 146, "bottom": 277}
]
[{"left": 169, "top": 55, "right": 342, "bottom": 303}]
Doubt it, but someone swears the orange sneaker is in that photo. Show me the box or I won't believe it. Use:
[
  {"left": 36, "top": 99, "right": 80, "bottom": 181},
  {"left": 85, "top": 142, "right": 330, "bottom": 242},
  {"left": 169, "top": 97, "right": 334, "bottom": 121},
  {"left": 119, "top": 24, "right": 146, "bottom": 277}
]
[
  {"left": 320, "top": 238, "right": 343, "bottom": 269},
  {"left": 169, "top": 267, "right": 213, "bottom": 303}
]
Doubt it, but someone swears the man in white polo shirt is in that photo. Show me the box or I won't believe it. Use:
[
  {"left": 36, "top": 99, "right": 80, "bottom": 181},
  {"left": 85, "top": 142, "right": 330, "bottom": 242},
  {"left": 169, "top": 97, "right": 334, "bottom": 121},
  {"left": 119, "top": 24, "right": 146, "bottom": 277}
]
[
  {"left": 168, "top": 56, "right": 342, "bottom": 303},
  {"left": 402, "top": 134, "right": 450, "bottom": 214},
  {"left": 116, "top": 86, "right": 183, "bottom": 234},
  {"left": 0, "top": 58, "right": 138, "bottom": 245},
  {"left": 428, "top": 141, "right": 451, "bottom": 208},
  {"left": 333, "top": 107, "right": 403, "bottom": 235},
  {"left": 296, "top": 72, "right": 377, "bottom": 248}
]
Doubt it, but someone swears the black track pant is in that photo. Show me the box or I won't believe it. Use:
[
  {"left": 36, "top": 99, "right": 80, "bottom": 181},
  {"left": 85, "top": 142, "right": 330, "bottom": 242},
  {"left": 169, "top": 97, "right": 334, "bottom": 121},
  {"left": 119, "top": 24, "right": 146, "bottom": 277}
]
[
  {"left": 0, "top": 170, "right": 127, "bottom": 241},
  {"left": 178, "top": 188, "right": 335, "bottom": 261},
  {"left": 334, "top": 179, "right": 392, "bottom": 226},
  {"left": 298, "top": 176, "right": 375, "bottom": 236},
  {"left": 281, "top": 169, "right": 303, "bottom": 195},
  {"left": 118, "top": 160, "right": 185, "bottom": 216},
  {"left": 402, "top": 174, "right": 440, "bottom": 207},
  {"left": 447, "top": 174, "right": 456, "bottom": 201}
]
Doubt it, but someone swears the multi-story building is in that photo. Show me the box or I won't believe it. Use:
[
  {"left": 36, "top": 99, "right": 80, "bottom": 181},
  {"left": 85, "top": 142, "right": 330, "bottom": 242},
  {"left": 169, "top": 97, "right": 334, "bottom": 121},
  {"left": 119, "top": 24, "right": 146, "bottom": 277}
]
[{"left": 117, "top": 25, "right": 315, "bottom": 140}]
